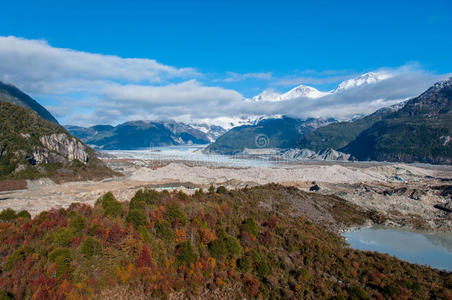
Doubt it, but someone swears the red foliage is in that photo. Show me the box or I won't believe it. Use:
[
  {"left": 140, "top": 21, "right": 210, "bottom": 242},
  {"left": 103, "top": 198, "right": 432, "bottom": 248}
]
[
  {"left": 107, "top": 222, "right": 126, "bottom": 243},
  {"left": 243, "top": 274, "right": 260, "bottom": 297},
  {"left": 260, "top": 229, "right": 273, "bottom": 246},
  {"left": 136, "top": 244, "right": 153, "bottom": 268},
  {"left": 266, "top": 215, "right": 279, "bottom": 228},
  {"left": 31, "top": 274, "right": 58, "bottom": 300}
]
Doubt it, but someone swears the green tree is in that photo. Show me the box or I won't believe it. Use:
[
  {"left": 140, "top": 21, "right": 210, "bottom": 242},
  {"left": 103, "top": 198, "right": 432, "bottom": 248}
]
[
  {"left": 126, "top": 209, "right": 147, "bottom": 228},
  {"left": 0, "top": 208, "right": 17, "bottom": 222},
  {"left": 176, "top": 241, "right": 197, "bottom": 265},
  {"left": 241, "top": 218, "right": 259, "bottom": 237},
  {"left": 81, "top": 236, "right": 102, "bottom": 258}
]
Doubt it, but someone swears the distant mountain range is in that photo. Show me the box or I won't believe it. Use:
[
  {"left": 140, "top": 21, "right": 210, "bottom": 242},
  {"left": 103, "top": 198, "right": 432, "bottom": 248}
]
[
  {"left": 1, "top": 75, "right": 451, "bottom": 165},
  {"left": 66, "top": 121, "right": 226, "bottom": 150},
  {"left": 211, "top": 77, "right": 452, "bottom": 164},
  {"left": 204, "top": 117, "right": 336, "bottom": 155},
  {"left": 251, "top": 72, "right": 391, "bottom": 102}
]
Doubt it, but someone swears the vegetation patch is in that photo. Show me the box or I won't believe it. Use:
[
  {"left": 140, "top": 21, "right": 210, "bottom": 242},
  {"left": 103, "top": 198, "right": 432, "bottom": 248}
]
[{"left": 0, "top": 185, "right": 450, "bottom": 299}]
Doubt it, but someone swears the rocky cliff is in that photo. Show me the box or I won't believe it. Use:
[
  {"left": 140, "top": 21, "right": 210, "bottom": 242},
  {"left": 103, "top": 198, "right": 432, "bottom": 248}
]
[
  {"left": 38, "top": 133, "right": 89, "bottom": 163},
  {"left": 0, "top": 100, "right": 115, "bottom": 182}
]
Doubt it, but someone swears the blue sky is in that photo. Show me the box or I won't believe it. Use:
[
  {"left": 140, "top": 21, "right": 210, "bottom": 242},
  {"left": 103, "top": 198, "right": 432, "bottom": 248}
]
[{"left": 0, "top": 0, "right": 451, "bottom": 126}]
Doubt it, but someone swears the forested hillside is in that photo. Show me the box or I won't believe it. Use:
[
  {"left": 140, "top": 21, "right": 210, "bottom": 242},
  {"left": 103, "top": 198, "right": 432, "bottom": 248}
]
[{"left": 0, "top": 185, "right": 450, "bottom": 299}]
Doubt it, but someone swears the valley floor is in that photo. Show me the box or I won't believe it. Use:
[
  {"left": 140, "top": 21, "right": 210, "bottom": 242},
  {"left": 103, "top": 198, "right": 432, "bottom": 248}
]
[{"left": 1, "top": 158, "right": 451, "bottom": 232}]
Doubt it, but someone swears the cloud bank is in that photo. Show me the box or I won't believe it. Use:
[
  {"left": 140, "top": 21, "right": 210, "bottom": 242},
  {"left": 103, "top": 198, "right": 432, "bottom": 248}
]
[{"left": 0, "top": 36, "right": 449, "bottom": 127}]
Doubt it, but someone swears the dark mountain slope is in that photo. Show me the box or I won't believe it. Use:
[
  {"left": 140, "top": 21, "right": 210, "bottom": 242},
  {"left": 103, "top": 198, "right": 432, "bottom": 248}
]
[
  {"left": 341, "top": 78, "right": 452, "bottom": 164},
  {"left": 67, "top": 121, "right": 216, "bottom": 150},
  {"left": 205, "top": 117, "right": 335, "bottom": 154},
  {"left": 0, "top": 81, "right": 59, "bottom": 124},
  {"left": 298, "top": 104, "right": 404, "bottom": 151}
]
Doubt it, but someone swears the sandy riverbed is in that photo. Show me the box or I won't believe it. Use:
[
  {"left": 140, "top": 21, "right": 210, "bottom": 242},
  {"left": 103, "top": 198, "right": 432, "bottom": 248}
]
[{"left": 0, "top": 159, "right": 451, "bottom": 230}]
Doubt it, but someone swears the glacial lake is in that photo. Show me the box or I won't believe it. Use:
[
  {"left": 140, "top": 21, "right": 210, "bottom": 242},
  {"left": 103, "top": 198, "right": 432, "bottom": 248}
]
[
  {"left": 105, "top": 145, "right": 287, "bottom": 168},
  {"left": 344, "top": 227, "right": 452, "bottom": 271}
]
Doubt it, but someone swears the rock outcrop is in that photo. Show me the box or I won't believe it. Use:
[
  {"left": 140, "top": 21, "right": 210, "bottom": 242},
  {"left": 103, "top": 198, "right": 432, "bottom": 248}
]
[
  {"left": 281, "top": 148, "right": 351, "bottom": 161},
  {"left": 39, "top": 133, "right": 89, "bottom": 163}
]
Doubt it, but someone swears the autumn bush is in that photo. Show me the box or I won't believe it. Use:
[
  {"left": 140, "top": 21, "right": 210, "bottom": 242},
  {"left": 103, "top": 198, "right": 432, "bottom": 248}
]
[
  {"left": 5, "top": 245, "right": 33, "bottom": 271},
  {"left": 0, "top": 185, "right": 450, "bottom": 299}
]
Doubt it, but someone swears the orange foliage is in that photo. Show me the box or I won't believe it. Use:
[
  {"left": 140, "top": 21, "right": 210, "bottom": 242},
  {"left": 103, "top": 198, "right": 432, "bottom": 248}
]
[{"left": 200, "top": 227, "right": 216, "bottom": 244}]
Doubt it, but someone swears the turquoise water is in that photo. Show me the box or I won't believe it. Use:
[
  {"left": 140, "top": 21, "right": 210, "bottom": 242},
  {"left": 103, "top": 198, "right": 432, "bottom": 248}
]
[{"left": 344, "top": 227, "right": 452, "bottom": 271}]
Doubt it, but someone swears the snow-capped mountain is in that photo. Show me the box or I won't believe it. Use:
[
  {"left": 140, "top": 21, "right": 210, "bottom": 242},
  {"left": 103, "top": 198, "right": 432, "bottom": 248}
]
[
  {"left": 279, "top": 85, "right": 331, "bottom": 100},
  {"left": 334, "top": 72, "right": 392, "bottom": 92},
  {"left": 251, "top": 71, "right": 392, "bottom": 102},
  {"left": 251, "top": 89, "right": 281, "bottom": 102},
  {"left": 190, "top": 123, "right": 227, "bottom": 142},
  {"left": 252, "top": 85, "right": 329, "bottom": 102}
]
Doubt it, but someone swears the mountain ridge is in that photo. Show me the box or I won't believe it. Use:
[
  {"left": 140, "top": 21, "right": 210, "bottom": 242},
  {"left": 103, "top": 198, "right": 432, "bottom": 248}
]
[
  {"left": 341, "top": 77, "right": 452, "bottom": 164},
  {"left": 66, "top": 121, "right": 226, "bottom": 150},
  {"left": 0, "top": 81, "right": 59, "bottom": 124}
]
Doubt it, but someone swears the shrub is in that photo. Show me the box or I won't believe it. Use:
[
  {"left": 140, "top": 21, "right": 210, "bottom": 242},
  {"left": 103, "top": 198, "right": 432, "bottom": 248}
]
[
  {"left": 209, "top": 235, "right": 241, "bottom": 259},
  {"left": 155, "top": 221, "right": 174, "bottom": 241},
  {"left": 237, "top": 255, "right": 252, "bottom": 273},
  {"left": 81, "top": 237, "right": 102, "bottom": 258},
  {"left": 132, "top": 189, "right": 161, "bottom": 205},
  {"left": 241, "top": 218, "right": 259, "bottom": 237},
  {"left": 347, "top": 286, "right": 370, "bottom": 300},
  {"left": 208, "top": 185, "right": 215, "bottom": 194},
  {"left": 17, "top": 210, "right": 31, "bottom": 219},
  {"left": 129, "top": 197, "right": 146, "bottom": 211},
  {"left": 0, "top": 208, "right": 17, "bottom": 222},
  {"left": 49, "top": 247, "right": 73, "bottom": 277},
  {"left": 224, "top": 236, "right": 241, "bottom": 256},
  {"left": 126, "top": 209, "right": 147, "bottom": 228},
  {"left": 209, "top": 239, "right": 227, "bottom": 259},
  {"left": 138, "top": 225, "right": 152, "bottom": 243},
  {"left": 194, "top": 189, "right": 204, "bottom": 198},
  {"left": 257, "top": 261, "right": 270, "bottom": 277},
  {"left": 5, "top": 245, "right": 33, "bottom": 271},
  {"left": 48, "top": 247, "right": 72, "bottom": 264},
  {"left": 0, "top": 291, "right": 14, "bottom": 300},
  {"left": 167, "top": 202, "right": 187, "bottom": 225},
  {"left": 104, "top": 201, "right": 122, "bottom": 217},
  {"left": 216, "top": 186, "right": 227, "bottom": 194},
  {"left": 69, "top": 214, "right": 86, "bottom": 232},
  {"left": 100, "top": 192, "right": 122, "bottom": 217},
  {"left": 177, "top": 190, "right": 189, "bottom": 202},
  {"left": 176, "top": 241, "right": 197, "bottom": 265},
  {"left": 51, "top": 228, "right": 74, "bottom": 247}
]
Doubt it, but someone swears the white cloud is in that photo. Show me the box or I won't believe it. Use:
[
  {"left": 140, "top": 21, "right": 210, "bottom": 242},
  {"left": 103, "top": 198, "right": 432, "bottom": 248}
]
[
  {"left": 0, "top": 36, "right": 199, "bottom": 93},
  {"left": 0, "top": 36, "right": 449, "bottom": 127},
  {"left": 223, "top": 72, "right": 272, "bottom": 82}
]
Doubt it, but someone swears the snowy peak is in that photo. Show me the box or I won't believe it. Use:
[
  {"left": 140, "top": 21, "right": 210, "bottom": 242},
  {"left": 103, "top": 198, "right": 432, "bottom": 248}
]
[
  {"left": 279, "top": 85, "right": 331, "bottom": 100},
  {"left": 334, "top": 72, "right": 392, "bottom": 92},
  {"left": 252, "top": 85, "right": 329, "bottom": 102},
  {"left": 251, "top": 89, "right": 281, "bottom": 102},
  {"left": 251, "top": 72, "right": 393, "bottom": 103}
]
